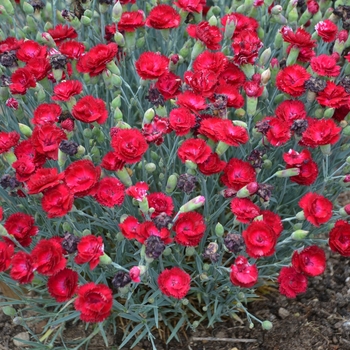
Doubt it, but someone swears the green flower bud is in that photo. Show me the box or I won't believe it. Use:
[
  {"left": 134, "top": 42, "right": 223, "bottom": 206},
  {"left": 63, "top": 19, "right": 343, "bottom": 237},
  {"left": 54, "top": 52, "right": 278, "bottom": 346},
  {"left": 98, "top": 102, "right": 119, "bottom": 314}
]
[
  {"left": 286, "top": 47, "right": 299, "bottom": 66},
  {"left": 112, "top": 1, "right": 123, "bottom": 22},
  {"left": 191, "top": 41, "right": 205, "bottom": 60},
  {"left": 143, "top": 108, "right": 155, "bottom": 125},
  {"left": 114, "top": 32, "right": 125, "bottom": 46},
  {"left": 291, "top": 229, "right": 309, "bottom": 240},
  {"left": 234, "top": 108, "right": 246, "bottom": 118},
  {"left": 298, "top": 9, "right": 312, "bottom": 26},
  {"left": 236, "top": 182, "right": 258, "bottom": 198},
  {"left": 200, "top": 273, "right": 209, "bottom": 281},
  {"left": 116, "top": 167, "right": 132, "bottom": 187},
  {"left": 111, "top": 74, "right": 122, "bottom": 87},
  {"left": 154, "top": 105, "right": 167, "bottom": 117},
  {"left": 114, "top": 107, "right": 123, "bottom": 122},
  {"left": 320, "top": 144, "right": 331, "bottom": 156},
  {"left": 136, "top": 36, "right": 145, "bottom": 49},
  {"left": 90, "top": 145, "right": 100, "bottom": 162},
  {"left": 185, "top": 160, "right": 197, "bottom": 170},
  {"left": 202, "top": 306, "right": 208, "bottom": 311},
  {"left": 125, "top": 31, "right": 136, "bottom": 49},
  {"left": 274, "top": 31, "right": 283, "bottom": 49},
  {"left": 296, "top": 211, "right": 305, "bottom": 221},
  {"left": 111, "top": 95, "right": 122, "bottom": 109},
  {"left": 293, "top": 223, "right": 303, "bottom": 230},
  {"left": 216, "top": 141, "right": 230, "bottom": 156},
  {"left": 241, "top": 63, "right": 255, "bottom": 79},
  {"left": 166, "top": 174, "right": 178, "bottom": 194},
  {"left": 247, "top": 96, "right": 258, "bottom": 117},
  {"left": 324, "top": 108, "right": 334, "bottom": 118},
  {"left": 22, "top": 2, "right": 34, "bottom": 14},
  {"left": 262, "top": 159, "right": 272, "bottom": 169},
  {"left": 192, "top": 321, "right": 200, "bottom": 328},
  {"left": 99, "top": 253, "right": 112, "bottom": 265},
  {"left": 224, "top": 18, "right": 236, "bottom": 40},
  {"left": 288, "top": 7, "right": 298, "bottom": 23},
  {"left": 116, "top": 121, "right": 131, "bottom": 129},
  {"left": 83, "top": 128, "right": 93, "bottom": 138},
  {"left": 151, "top": 151, "right": 159, "bottom": 161},
  {"left": 82, "top": 229, "right": 91, "bottom": 236},
  {"left": 275, "top": 168, "right": 300, "bottom": 177},
  {"left": 81, "top": 15, "right": 91, "bottom": 25},
  {"left": 208, "top": 15, "right": 217, "bottom": 26},
  {"left": 262, "top": 321, "right": 273, "bottom": 330},
  {"left": 259, "top": 48, "right": 272, "bottom": 66},
  {"left": 99, "top": 3, "right": 109, "bottom": 14},
  {"left": 58, "top": 149, "right": 67, "bottom": 169},
  {"left": 271, "top": 5, "right": 283, "bottom": 15},
  {"left": 18, "top": 123, "right": 32, "bottom": 137},
  {"left": 163, "top": 247, "right": 172, "bottom": 256},
  {"left": 215, "top": 223, "right": 224, "bottom": 237},
  {"left": 106, "top": 60, "right": 121, "bottom": 75},
  {"left": 186, "top": 246, "right": 196, "bottom": 256},
  {"left": 2, "top": 0, "right": 14, "bottom": 15},
  {"left": 182, "top": 298, "right": 189, "bottom": 305},
  {"left": 75, "top": 145, "right": 85, "bottom": 158},
  {"left": 179, "top": 195, "right": 206, "bottom": 213},
  {"left": 145, "top": 163, "right": 156, "bottom": 173},
  {"left": 0, "top": 224, "right": 8, "bottom": 236}
]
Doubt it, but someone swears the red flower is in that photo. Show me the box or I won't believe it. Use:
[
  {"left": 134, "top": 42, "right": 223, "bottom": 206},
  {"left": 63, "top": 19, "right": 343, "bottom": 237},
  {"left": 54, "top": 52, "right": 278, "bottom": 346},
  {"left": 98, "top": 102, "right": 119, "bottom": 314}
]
[
  {"left": 184, "top": 70, "right": 218, "bottom": 98},
  {"left": 118, "top": 10, "right": 145, "bottom": 32},
  {"left": 276, "top": 64, "right": 311, "bottom": 97},
  {"left": 101, "top": 151, "right": 125, "bottom": 171},
  {"left": 135, "top": 52, "right": 169, "bottom": 80},
  {"left": 0, "top": 37, "right": 23, "bottom": 53},
  {"left": 214, "top": 83, "right": 244, "bottom": 108},
  {"left": 218, "top": 62, "right": 246, "bottom": 87},
  {"left": 310, "top": 54, "right": 341, "bottom": 77},
  {"left": 193, "top": 51, "right": 228, "bottom": 75},
  {"left": 136, "top": 221, "right": 172, "bottom": 244},
  {"left": 176, "top": 91, "right": 207, "bottom": 112},
  {"left": 111, "top": 128, "right": 148, "bottom": 164},
  {"left": 9, "top": 67, "right": 36, "bottom": 95},
  {"left": 278, "top": 266, "right": 308, "bottom": 298},
  {"left": 32, "top": 103, "right": 62, "bottom": 125},
  {"left": 329, "top": 220, "right": 350, "bottom": 256},
  {"left": 26, "top": 168, "right": 64, "bottom": 194},
  {"left": 316, "top": 81, "right": 349, "bottom": 108},
  {"left": 292, "top": 246, "right": 326, "bottom": 277},
  {"left": 147, "top": 192, "right": 174, "bottom": 218},
  {"left": 169, "top": 108, "right": 196, "bottom": 136},
  {"left": 283, "top": 149, "right": 319, "bottom": 186},
  {"left": 232, "top": 31, "right": 263, "bottom": 65},
  {"left": 275, "top": 100, "right": 307, "bottom": 126},
  {"left": 52, "top": 80, "right": 83, "bottom": 101},
  {"left": 74, "top": 235, "right": 104, "bottom": 270},
  {"left": 64, "top": 159, "right": 101, "bottom": 197},
  {"left": 12, "top": 157, "right": 36, "bottom": 182},
  {"left": 230, "top": 256, "right": 259, "bottom": 288},
  {"left": 4, "top": 213, "right": 38, "bottom": 247},
  {"left": 76, "top": 43, "right": 118, "bottom": 77},
  {"left": 72, "top": 95, "right": 108, "bottom": 124},
  {"left": 125, "top": 182, "right": 148, "bottom": 201},
  {"left": 222, "top": 13, "right": 259, "bottom": 36},
  {"left": 221, "top": 158, "right": 257, "bottom": 191},
  {"left": 5, "top": 98, "right": 19, "bottom": 110},
  {"left": 104, "top": 23, "right": 117, "bottom": 41},
  {"left": 177, "top": 138, "right": 211, "bottom": 164},
  {"left": 158, "top": 267, "right": 191, "bottom": 299},
  {"left": 26, "top": 57, "right": 51, "bottom": 81},
  {"left": 198, "top": 117, "right": 222, "bottom": 142},
  {"left": 94, "top": 177, "right": 125, "bottom": 207},
  {"left": 119, "top": 216, "right": 139, "bottom": 240},
  {"left": 47, "top": 268, "right": 78, "bottom": 302},
  {"left": 261, "top": 210, "right": 283, "bottom": 237},
  {"left": 59, "top": 41, "right": 85, "bottom": 59},
  {"left": 173, "top": 212, "right": 206, "bottom": 246},
  {"left": 32, "top": 124, "right": 67, "bottom": 160},
  {"left": 231, "top": 198, "right": 260, "bottom": 224},
  {"left": 280, "top": 26, "right": 317, "bottom": 49},
  {"left": 10, "top": 251, "right": 34, "bottom": 284},
  {"left": 146, "top": 4, "right": 180, "bottom": 29},
  {"left": 198, "top": 152, "right": 226, "bottom": 176},
  {"left": 155, "top": 72, "right": 182, "bottom": 100},
  {"left": 129, "top": 266, "right": 142, "bottom": 282},
  {"left": 216, "top": 120, "right": 249, "bottom": 146},
  {"left": 299, "top": 193, "right": 332, "bottom": 227},
  {"left": 261, "top": 117, "right": 291, "bottom": 146},
  {"left": 242, "top": 221, "right": 277, "bottom": 258},
  {"left": 315, "top": 20, "right": 338, "bottom": 42},
  {"left": 0, "top": 131, "right": 20, "bottom": 154},
  {"left": 47, "top": 24, "right": 78, "bottom": 45},
  {"left": 0, "top": 241, "right": 14, "bottom": 272},
  {"left": 174, "top": 0, "right": 203, "bottom": 13},
  {"left": 74, "top": 282, "right": 113, "bottom": 323},
  {"left": 16, "top": 40, "right": 47, "bottom": 62},
  {"left": 42, "top": 184, "right": 74, "bottom": 218},
  {"left": 244, "top": 78, "right": 264, "bottom": 98},
  {"left": 301, "top": 118, "right": 341, "bottom": 147},
  {"left": 31, "top": 238, "right": 67, "bottom": 276},
  {"left": 142, "top": 115, "right": 171, "bottom": 145},
  {"left": 187, "top": 21, "right": 222, "bottom": 50}
]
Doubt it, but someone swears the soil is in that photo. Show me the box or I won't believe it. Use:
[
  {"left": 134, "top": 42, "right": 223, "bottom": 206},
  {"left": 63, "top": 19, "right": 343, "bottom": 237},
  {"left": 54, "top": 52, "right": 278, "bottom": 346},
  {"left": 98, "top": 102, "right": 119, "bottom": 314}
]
[{"left": 1, "top": 250, "right": 350, "bottom": 350}]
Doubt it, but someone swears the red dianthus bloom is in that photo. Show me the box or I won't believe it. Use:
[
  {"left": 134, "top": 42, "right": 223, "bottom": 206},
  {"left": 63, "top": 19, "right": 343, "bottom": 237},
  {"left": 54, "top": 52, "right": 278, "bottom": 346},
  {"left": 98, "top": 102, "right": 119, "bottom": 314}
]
[{"left": 158, "top": 267, "right": 191, "bottom": 299}]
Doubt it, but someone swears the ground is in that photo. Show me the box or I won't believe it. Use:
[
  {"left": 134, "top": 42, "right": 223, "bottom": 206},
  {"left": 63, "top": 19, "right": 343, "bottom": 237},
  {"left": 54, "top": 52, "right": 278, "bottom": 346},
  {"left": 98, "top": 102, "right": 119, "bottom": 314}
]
[{"left": 1, "top": 250, "right": 350, "bottom": 350}]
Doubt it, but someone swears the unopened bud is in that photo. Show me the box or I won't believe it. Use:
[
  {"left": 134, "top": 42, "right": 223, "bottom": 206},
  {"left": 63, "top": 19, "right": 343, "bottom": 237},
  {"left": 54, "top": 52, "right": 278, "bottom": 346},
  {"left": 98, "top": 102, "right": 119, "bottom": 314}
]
[
  {"left": 185, "top": 246, "right": 196, "bottom": 256},
  {"left": 262, "top": 321, "right": 273, "bottom": 330},
  {"left": 275, "top": 168, "right": 300, "bottom": 177},
  {"left": 191, "top": 41, "right": 205, "bottom": 60},
  {"left": 178, "top": 195, "right": 205, "bottom": 213},
  {"left": 185, "top": 160, "right": 197, "bottom": 170},
  {"left": 143, "top": 108, "right": 155, "bottom": 126},
  {"left": 112, "top": 1, "right": 123, "bottom": 22},
  {"left": 224, "top": 18, "right": 235, "bottom": 39},
  {"left": 2, "top": 0, "right": 14, "bottom": 15},
  {"left": 236, "top": 182, "right": 258, "bottom": 198},
  {"left": 145, "top": 163, "right": 156, "bottom": 173},
  {"left": 259, "top": 48, "right": 272, "bottom": 66},
  {"left": 116, "top": 167, "right": 132, "bottom": 187},
  {"left": 271, "top": 5, "right": 283, "bottom": 15},
  {"left": 215, "top": 223, "right": 224, "bottom": 237},
  {"left": 166, "top": 174, "right": 178, "bottom": 194},
  {"left": 216, "top": 141, "right": 230, "bottom": 156},
  {"left": 18, "top": 123, "right": 32, "bottom": 137},
  {"left": 99, "top": 253, "right": 112, "bottom": 265},
  {"left": 296, "top": 211, "right": 305, "bottom": 221},
  {"left": 208, "top": 15, "right": 217, "bottom": 26},
  {"left": 261, "top": 69, "right": 271, "bottom": 85},
  {"left": 81, "top": 15, "right": 91, "bottom": 25},
  {"left": 22, "top": 2, "right": 34, "bottom": 14},
  {"left": 291, "top": 229, "right": 309, "bottom": 240},
  {"left": 75, "top": 145, "right": 85, "bottom": 158}
]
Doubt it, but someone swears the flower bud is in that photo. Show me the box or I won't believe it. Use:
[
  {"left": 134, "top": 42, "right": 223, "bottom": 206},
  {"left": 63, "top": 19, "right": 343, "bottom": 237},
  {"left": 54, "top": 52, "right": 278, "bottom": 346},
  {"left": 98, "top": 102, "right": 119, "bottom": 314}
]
[
  {"left": 2, "top": 0, "right": 14, "bottom": 15},
  {"left": 208, "top": 15, "right": 217, "bottom": 26},
  {"left": 112, "top": 1, "right": 123, "bottom": 22},
  {"left": 81, "top": 15, "right": 91, "bottom": 26},
  {"left": 111, "top": 95, "right": 121, "bottom": 109},
  {"left": 191, "top": 41, "right": 205, "bottom": 60},
  {"left": 166, "top": 174, "right": 178, "bottom": 194},
  {"left": 262, "top": 321, "right": 273, "bottom": 330},
  {"left": 22, "top": 2, "right": 34, "bottom": 14},
  {"left": 288, "top": 7, "right": 298, "bottom": 23},
  {"left": 18, "top": 123, "right": 32, "bottom": 137},
  {"left": 261, "top": 69, "right": 271, "bottom": 85},
  {"left": 275, "top": 168, "right": 300, "bottom": 177},
  {"left": 291, "top": 229, "right": 309, "bottom": 240},
  {"left": 224, "top": 18, "right": 236, "bottom": 40},
  {"left": 234, "top": 108, "right": 246, "bottom": 118},
  {"left": 163, "top": 247, "right": 172, "bottom": 256},
  {"left": 271, "top": 5, "right": 283, "bottom": 15},
  {"left": 339, "top": 205, "right": 350, "bottom": 217},
  {"left": 143, "top": 108, "right": 155, "bottom": 126},
  {"left": 186, "top": 246, "right": 196, "bottom": 256},
  {"left": 215, "top": 223, "right": 224, "bottom": 237},
  {"left": 324, "top": 108, "right": 334, "bottom": 119},
  {"left": 0, "top": 224, "right": 8, "bottom": 236},
  {"left": 114, "top": 107, "right": 123, "bottom": 122},
  {"left": 116, "top": 167, "right": 132, "bottom": 187},
  {"left": 236, "top": 182, "right": 258, "bottom": 198},
  {"left": 114, "top": 32, "right": 125, "bottom": 46},
  {"left": 259, "top": 48, "right": 271, "bottom": 66},
  {"left": 320, "top": 144, "right": 331, "bottom": 156},
  {"left": 178, "top": 195, "right": 205, "bottom": 213},
  {"left": 296, "top": 211, "right": 305, "bottom": 220},
  {"left": 182, "top": 298, "right": 189, "bottom": 305},
  {"left": 145, "top": 163, "right": 156, "bottom": 173},
  {"left": 185, "top": 160, "right": 197, "bottom": 170},
  {"left": 216, "top": 141, "right": 230, "bottom": 156},
  {"left": 286, "top": 47, "right": 299, "bottom": 66},
  {"left": 75, "top": 145, "right": 85, "bottom": 158}
]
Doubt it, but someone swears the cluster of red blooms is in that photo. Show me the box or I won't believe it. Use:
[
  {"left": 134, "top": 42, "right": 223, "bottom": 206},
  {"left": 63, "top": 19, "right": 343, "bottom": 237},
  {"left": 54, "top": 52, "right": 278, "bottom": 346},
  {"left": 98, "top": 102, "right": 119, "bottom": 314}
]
[{"left": 1, "top": 0, "right": 350, "bottom": 325}]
